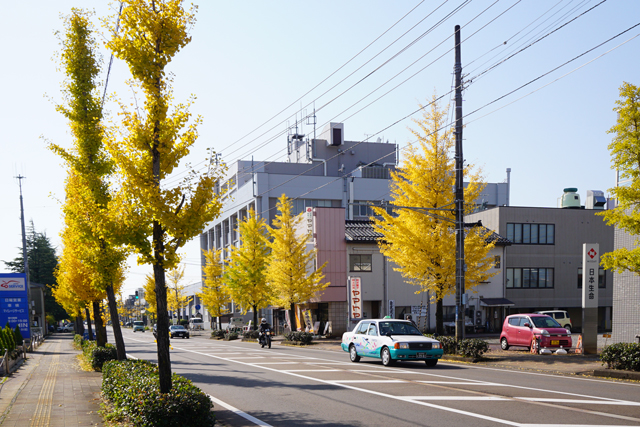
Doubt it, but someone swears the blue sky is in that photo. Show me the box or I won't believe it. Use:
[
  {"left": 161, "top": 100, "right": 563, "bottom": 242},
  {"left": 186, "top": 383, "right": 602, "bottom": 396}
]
[{"left": 1, "top": 1, "right": 639, "bottom": 296}]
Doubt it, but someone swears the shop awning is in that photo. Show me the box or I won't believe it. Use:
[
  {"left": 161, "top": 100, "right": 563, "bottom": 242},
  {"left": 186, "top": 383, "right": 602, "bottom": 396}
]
[{"left": 480, "top": 298, "right": 515, "bottom": 307}]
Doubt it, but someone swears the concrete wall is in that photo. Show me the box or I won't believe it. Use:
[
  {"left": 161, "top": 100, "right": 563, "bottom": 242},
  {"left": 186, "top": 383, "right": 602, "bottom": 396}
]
[{"left": 611, "top": 217, "right": 640, "bottom": 343}]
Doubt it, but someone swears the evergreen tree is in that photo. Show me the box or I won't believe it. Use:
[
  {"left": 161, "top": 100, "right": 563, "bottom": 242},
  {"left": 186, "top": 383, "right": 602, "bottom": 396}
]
[{"left": 3, "top": 221, "right": 67, "bottom": 321}]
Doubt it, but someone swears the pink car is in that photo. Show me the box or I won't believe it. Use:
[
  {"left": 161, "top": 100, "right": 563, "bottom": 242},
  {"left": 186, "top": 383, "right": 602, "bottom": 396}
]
[{"left": 500, "top": 314, "right": 572, "bottom": 352}]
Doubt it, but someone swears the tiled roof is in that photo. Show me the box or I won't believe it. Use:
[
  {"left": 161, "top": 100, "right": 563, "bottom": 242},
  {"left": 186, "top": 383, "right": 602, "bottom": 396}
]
[
  {"left": 345, "top": 220, "right": 384, "bottom": 242},
  {"left": 345, "top": 219, "right": 511, "bottom": 245}
]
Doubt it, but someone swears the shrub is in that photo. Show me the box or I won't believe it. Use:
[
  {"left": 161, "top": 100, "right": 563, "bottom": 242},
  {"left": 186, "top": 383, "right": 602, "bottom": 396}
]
[
  {"left": 285, "top": 331, "right": 313, "bottom": 345},
  {"left": 13, "top": 326, "right": 23, "bottom": 346},
  {"left": 436, "top": 336, "right": 458, "bottom": 355},
  {"left": 73, "top": 334, "right": 84, "bottom": 350},
  {"left": 211, "top": 330, "right": 225, "bottom": 339},
  {"left": 179, "top": 319, "right": 189, "bottom": 327},
  {"left": 224, "top": 332, "right": 238, "bottom": 341},
  {"left": 102, "top": 359, "right": 215, "bottom": 427},
  {"left": 600, "top": 343, "right": 640, "bottom": 371},
  {"left": 457, "top": 338, "right": 489, "bottom": 360},
  {"left": 244, "top": 330, "right": 259, "bottom": 339},
  {"left": 3, "top": 326, "right": 15, "bottom": 352},
  {"left": 91, "top": 344, "right": 118, "bottom": 371}
]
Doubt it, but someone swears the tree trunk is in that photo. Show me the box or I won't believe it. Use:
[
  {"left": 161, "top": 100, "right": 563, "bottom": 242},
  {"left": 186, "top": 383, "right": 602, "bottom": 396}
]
[
  {"left": 76, "top": 314, "right": 84, "bottom": 336},
  {"left": 435, "top": 298, "right": 444, "bottom": 336},
  {"left": 84, "top": 307, "right": 94, "bottom": 341},
  {"left": 93, "top": 300, "right": 107, "bottom": 347},
  {"left": 106, "top": 284, "right": 127, "bottom": 360},
  {"left": 288, "top": 303, "right": 296, "bottom": 331},
  {"left": 154, "top": 221, "right": 172, "bottom": 394},
  {"left": 252, "top": 305, "right": 258, "bottom": 331}
]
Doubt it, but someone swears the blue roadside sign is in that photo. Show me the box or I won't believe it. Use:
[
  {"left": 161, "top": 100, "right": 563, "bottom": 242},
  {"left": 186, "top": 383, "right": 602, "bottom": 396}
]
[
  {"left": 195, "top": 304, "right": 201, "bottom": 311},
  {"left": 0, "top": 273, "right": 31, "bottom": 339}
]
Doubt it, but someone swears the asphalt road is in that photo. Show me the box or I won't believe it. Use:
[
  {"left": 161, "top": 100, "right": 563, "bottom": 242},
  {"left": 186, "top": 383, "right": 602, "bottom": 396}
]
[{"left": 111, "top": 328, "right": 640, "bottom": 427}]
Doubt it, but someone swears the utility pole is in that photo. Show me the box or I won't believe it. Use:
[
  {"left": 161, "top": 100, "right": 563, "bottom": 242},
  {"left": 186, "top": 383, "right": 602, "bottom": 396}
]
[
  {"left": 16, "top": 175, "right": 34, "bottom": 334},
  {"left": 454, "top": 25, "right": 466, "bottom": 341}
]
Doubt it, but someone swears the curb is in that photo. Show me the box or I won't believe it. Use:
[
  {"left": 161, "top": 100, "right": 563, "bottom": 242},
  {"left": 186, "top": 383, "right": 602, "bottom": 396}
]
[{"left": 593, "top": 369, "right": 640, "bottom": 381}]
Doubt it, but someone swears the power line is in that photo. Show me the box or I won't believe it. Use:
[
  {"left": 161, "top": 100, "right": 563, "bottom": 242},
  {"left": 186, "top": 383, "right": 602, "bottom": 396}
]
[{"left": 253, "top": 25, "right": 638, "bottom": 218}]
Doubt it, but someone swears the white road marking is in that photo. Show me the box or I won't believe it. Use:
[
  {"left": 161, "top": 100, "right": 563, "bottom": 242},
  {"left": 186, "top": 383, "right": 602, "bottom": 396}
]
[
  {"left": 281, "top": 369, "right": 341, "bottom": 372},
  {"left": 330, "top": 380, "right": 407, "bottom": 384},
  {"left": 402, "top": 396, "right": 510, "bottom": 401},
  {"left": 121, "top": 337, "right": 640, "bottom": 426},
  {"left": 208, "top": 394, "right": 272, "bottom": 427},
  {"left": 516, "top": 398, "right": 640, "bottom": 406}
]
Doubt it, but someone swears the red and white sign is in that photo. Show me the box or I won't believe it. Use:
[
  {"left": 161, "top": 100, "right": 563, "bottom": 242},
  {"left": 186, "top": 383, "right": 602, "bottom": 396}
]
[
  {"left": 349, "top": 276, "right": 362, "bottom": 320},
  {"left": 0, "top": 278, "right": 25, "bottom": 292},
  {"left": 582, "top": 243, "right": 599, "bottom": 309}
]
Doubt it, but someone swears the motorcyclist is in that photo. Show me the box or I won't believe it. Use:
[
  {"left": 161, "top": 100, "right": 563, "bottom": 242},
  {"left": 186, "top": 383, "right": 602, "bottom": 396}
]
[
  {"left": 259, "top": 318, "right": 271, "bottom": 347},
  {"left": 259, "top": 318, "right": 271, "bottom": 333}
]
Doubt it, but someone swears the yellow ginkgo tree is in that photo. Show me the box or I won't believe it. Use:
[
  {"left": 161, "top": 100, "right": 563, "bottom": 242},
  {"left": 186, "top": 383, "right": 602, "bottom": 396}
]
[
  {"left": 266, "top": 195, "right": 329, "bottom": 331},
  {"left": 225, "top": 209, "right": 273, "bottom": 329},
  {"left": 373, "top": 96, "right": 496, "bottom": 334},
  {"left": 199, "top": 248, "right": 230, "bottom": 330},
  {"left": 103, "top": 0, "right": 225, "bottom": 392},
  {"left": 49, "top": 8, "right": 128, "bottom": 358}
]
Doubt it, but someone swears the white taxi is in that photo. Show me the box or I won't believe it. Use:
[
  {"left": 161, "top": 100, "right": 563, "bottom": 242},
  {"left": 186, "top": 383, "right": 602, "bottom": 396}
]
[{"left": 341, "top": 319, "right": 443, "bottom": 367}]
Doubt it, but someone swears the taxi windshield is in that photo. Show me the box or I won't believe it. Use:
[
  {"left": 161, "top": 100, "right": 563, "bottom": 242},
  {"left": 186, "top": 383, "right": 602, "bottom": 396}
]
[{"left": 378, "top": 321, "right": 421, "bottom": 336}]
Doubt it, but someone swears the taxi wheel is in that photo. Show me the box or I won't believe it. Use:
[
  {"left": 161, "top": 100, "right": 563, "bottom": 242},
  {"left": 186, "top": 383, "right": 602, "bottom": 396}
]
[
  {"left": 500, "top": 337, "right": 509, "bottom": 350},
  {"left": 381, "top": 347, "right": 395, "bottom": 366},
  {"left": 349, "top": 345, "right": 361, "bottom": 362},
  {"left": 425, "top": 359, "right": 438, "bottom": 367}
]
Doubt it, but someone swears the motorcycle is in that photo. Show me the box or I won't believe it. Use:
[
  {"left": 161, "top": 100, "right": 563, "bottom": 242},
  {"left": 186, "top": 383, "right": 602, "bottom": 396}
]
[{"left": 259, "top": 328, "right": 272, "bottom": 348}]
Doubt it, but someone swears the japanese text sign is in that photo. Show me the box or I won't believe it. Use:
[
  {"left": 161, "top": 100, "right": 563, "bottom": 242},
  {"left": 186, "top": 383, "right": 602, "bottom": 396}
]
[
  {"left": 349, "top": 276, "right": 362, "bottom": 320},
  {"left": 0, "top": 273, "right": 30, "bottom": 338},
  {"left": 582, "top": 243, "right": 599, "bottom": 309}
]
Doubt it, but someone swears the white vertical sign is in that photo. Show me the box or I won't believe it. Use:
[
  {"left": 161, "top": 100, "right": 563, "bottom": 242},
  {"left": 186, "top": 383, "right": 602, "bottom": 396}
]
[
  {"left": 348, "top": 277, "right": 362, "bottom": 320},
  {"left": 582, "top": 243, "right": 599, "bottom": 308}
]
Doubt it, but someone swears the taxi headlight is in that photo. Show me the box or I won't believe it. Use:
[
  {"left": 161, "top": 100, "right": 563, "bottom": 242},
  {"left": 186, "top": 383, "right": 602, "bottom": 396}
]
[
  {"left": 432, "top": 342, "right": 440, "bottom": 349},
  {"left": 394, "top": 343, "right": 409, "bottom": 349}
]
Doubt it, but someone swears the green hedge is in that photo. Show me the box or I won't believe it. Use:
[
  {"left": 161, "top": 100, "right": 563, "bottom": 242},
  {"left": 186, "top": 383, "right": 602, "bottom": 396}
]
[
  {"left": 285, "top": 331, "right": 313, "bottom": 345},
  {"left": 244, "top": 330, "right": 259, "bottom": 339},
  {"left": 102, "top": 359, "right": 215, "bottom": 427},
  {"left": 424, "top": 335, "right": 489, "bottom": 360},
  {"left": 224, "top": 332, "right": 238, "bottom": 341},
  {"left": 211, "top": 330, "right": 225, "bottom": 339},
  {"left": 600, "top": 343, "right": 640, "bottom": 371}
]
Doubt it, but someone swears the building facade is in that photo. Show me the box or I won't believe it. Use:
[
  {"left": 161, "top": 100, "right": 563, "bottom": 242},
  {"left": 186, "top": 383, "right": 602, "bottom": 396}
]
[{"left": 466, "top": 206, "right": 614, "bottom": 331}]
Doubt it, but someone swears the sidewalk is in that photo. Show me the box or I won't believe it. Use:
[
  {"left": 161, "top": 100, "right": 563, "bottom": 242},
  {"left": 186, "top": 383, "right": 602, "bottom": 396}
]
[{"left": 0, "top": 334, "right": 103, "bottom": 427}]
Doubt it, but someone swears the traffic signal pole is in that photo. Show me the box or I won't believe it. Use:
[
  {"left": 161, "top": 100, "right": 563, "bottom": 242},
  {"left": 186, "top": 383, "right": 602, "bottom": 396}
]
[{"left": 454, "top": 25, "right": 466, "bottom": 341}]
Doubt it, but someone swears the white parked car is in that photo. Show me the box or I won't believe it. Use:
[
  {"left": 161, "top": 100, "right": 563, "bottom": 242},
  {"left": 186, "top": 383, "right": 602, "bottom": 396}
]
[
  {"left": 62, "top": 324, "right": 74, "bottom": 333},
  {"left": 341, "top": 319, "right": 443, "bottom": 367},
  {"left": 188, "top": 318, "right": 204, "bottom": 330}
]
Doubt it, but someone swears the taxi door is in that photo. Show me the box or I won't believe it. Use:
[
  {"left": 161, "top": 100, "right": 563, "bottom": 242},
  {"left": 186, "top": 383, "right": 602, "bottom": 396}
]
[
  {"left": 364, "top": 322, "right": 382, "bottom": 357},
  {"left": 353, "top": 322, "right": 370, "bottom": 356}
]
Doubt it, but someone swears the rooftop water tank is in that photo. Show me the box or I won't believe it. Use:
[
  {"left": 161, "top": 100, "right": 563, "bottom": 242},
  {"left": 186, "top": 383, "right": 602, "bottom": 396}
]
[{"left": 561, "top": 187, "right": 580, "bottom": 208}]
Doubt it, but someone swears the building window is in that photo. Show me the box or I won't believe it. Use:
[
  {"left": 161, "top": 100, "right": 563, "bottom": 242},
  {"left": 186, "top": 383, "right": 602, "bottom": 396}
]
[
  {"left": 577, "top": 268, "right": 606, "bottom": 289},
  {"left": 506, "top": 223, "right": 555, "bottom": 244},
  {"left": 506, "top": 268, "right": 554, "bottom": 288},
  {"left": 350, "top": 254, "right": 372, "bottom": 272},
  {"left": 494, "top": 255, "right": 501, "bottom": 268}
]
